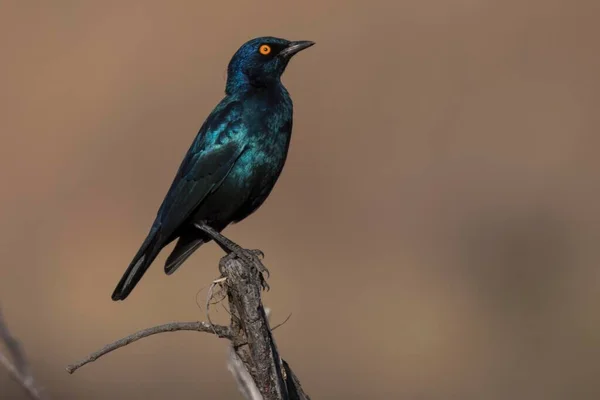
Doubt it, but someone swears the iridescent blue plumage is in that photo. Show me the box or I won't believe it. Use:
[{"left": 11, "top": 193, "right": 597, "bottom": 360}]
[{"left": 112, "top": 36, "right": 314, "bottom": 300}]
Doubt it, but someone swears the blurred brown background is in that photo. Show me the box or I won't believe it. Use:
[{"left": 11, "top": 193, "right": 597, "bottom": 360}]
[{"left": 1, "top": 0, "right": 599, "bottom": 399}]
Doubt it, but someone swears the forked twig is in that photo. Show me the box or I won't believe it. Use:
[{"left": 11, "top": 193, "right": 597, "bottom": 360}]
[{"left": 66, "top": 251, "right": 310, "bottom": 399}]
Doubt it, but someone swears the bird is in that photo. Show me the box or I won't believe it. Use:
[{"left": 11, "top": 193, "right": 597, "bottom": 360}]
[{"left": 111, "top": 36, "right": 315, "bottom": 301}]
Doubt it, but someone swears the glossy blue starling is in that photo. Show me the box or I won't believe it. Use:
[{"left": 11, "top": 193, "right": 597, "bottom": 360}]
[{"left": 111, "top": 37, "right": 315, "bottom": 301}]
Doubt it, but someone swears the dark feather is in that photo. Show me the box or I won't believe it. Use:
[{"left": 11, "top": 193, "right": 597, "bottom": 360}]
[
  {"left": 111, "top": 36, "right": 313, "bottom": 300},
  {"left": 164, "top": 233, "right": 206, "bottom": 275},
  {"left": 111, "top": 102, "right": 248, "bottom": 300}
]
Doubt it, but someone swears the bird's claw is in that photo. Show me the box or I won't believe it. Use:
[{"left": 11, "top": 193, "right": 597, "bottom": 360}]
[
  {"left": 252, "top": 249, "right": 265, "bottom": 260},
  {"left": 233, "top": 248, "right": 270, "bottom": 291}
]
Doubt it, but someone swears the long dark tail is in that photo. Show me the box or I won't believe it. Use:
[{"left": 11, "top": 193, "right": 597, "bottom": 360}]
[{"left": 111, "top": 226, "right": 165, "bottom": 301}]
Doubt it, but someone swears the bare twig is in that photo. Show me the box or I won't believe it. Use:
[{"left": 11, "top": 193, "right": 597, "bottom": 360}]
[
  {"left": 0, "top": 307, "right": 46, "bottom": 400},
  {"left": 271, "top": 313, "right": 293, "bottom": 332},
  {"left": 66, "top": 249, "right": 310, "bottom": 400},
  {"left": 205, "top": 277, "right": 227, "bottom": 329},
  {"left": 66, "top": 321, "right": 230, "bottom": 374}
]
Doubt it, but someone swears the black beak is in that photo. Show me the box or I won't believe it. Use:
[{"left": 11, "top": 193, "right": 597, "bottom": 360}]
[{"left": 278, "top": 40, "right": 315, "bottom": 59}]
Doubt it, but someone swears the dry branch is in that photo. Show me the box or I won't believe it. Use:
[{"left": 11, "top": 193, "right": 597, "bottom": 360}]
[
  {"left": 66, "top": 321, "right": 231, "bottom": 374},
  {"left": 226, "top": 308, "right": 309, "bottom": 400},
  {"left": 221, "top": 254, "right": 288, "bottom": 399},
  {"left": 67, "top": 251, "right": 310, "bottom": 400}
]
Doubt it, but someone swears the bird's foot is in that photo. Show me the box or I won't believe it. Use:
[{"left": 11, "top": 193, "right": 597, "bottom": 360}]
[
  {"left": 218, "top": 249, "right": 269, "bottom": 291},
  {"left": 194, "top": 222, "right": 269, "bottom": 290},
  {"left": 232, "top": 247, "right": 270, "bottom": 291}
]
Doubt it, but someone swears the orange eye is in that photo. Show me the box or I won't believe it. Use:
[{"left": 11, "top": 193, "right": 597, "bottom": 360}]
[{"left": 259, "top": 44, "right": 271, "bottom": 55}]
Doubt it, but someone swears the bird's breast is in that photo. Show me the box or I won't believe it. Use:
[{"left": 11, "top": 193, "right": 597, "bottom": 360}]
[
  {"left": 230, "top": 86, "right": 293, "bottom": 189},
  {"left": 236, "top": 142, "right": 287, "bottom": 182}
]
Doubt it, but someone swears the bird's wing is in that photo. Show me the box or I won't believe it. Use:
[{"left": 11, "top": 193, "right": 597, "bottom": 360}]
[
  {"left": 110, "top": 98, "right": 246, "bottom": 301},
  {"left": 155, "top": 98, "right": 247, "bottom": 238}
]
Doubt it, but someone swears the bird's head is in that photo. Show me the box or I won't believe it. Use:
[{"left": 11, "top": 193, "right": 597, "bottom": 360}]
[{"left": 226, "top": 36, "right": 315, "bottom": 94}]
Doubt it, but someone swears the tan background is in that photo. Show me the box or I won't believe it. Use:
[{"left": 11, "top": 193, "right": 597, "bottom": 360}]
[{"left": 1, "top": 1, "right": 599, "bottom": 399}]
